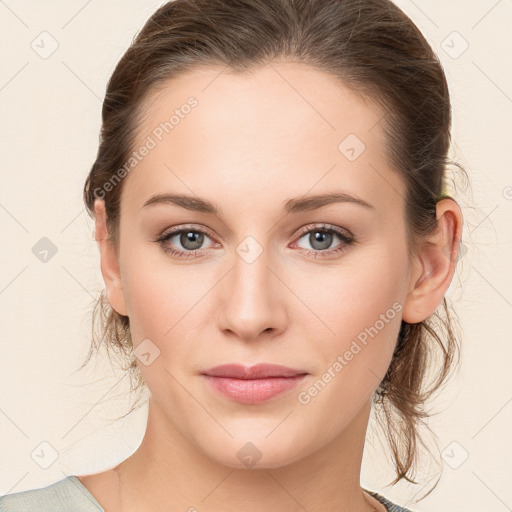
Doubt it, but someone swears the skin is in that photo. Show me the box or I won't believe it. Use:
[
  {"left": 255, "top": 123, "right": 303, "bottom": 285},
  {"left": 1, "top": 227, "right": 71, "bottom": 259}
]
[{"left": 79, "top": 62, "right": 463, "bottom": 512}]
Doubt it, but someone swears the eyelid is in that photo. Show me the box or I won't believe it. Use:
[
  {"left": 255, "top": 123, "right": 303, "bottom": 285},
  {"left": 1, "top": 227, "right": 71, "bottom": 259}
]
[
  {"left": 293, "top": 222, "right": 353, "bottom": 241},
  {"left": 157, "top": 222, "right": 354, "bottom": 258},
  {"left": 158, "top": 222, "right": 353, "bottom": 244},
  {"left": 159, "top": 223, "right": 218, "bottom": 242}
]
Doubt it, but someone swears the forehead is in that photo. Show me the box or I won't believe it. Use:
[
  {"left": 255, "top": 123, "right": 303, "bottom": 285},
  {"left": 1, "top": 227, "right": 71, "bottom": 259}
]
[{"left": 122, "top": 62, "right": 405, "bottom": 215}]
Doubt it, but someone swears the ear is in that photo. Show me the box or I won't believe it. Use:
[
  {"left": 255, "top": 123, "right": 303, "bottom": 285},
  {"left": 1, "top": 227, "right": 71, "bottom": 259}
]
[
  {"left": 94, "top": 199, "right": 128, "bottom": 317},
  {"left": 402, "top": 198, "right": 463, "bottom": 323}
]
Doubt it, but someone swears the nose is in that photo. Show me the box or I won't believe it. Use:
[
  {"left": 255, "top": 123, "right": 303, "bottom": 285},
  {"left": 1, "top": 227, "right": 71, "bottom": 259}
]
[{"left": 216, "top": 244, "right": 288, "bottom": 341}]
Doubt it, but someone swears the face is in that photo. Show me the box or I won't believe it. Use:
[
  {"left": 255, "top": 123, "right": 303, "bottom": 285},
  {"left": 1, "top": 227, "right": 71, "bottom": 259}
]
[{"left": 101, "top": 62, "right": 419, "bottom": 469}]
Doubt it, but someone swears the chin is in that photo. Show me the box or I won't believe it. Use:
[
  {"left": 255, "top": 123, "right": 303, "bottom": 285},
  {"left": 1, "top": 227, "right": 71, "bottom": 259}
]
[{"left": 195, "top": 427, "right": 311, "bottom": 470}]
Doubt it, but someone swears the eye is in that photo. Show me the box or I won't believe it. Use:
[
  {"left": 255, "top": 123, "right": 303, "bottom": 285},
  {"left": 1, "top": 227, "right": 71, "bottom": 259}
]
[
  {"left": 157, "top": 225, "right": 218, "bottom": 258},
  {"left": 156, "top": 223, "right": 355, "bottom": 260},
  {"left": 292, "top": 223, "right": 354, "bottom": 258}
]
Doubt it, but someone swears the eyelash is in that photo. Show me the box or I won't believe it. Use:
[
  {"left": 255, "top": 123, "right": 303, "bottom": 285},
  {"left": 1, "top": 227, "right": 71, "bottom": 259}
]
[{"left": 156, "top": 223, "right": 355, "bottom": 260}]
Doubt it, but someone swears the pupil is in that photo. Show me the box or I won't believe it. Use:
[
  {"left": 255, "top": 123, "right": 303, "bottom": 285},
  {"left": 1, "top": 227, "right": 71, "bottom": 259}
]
[
  {"left": 311, "top": 230, "right": 332, "bottom": 250},
  {"left": 181, "top": 231, "right": 204, "bottom": 250}
]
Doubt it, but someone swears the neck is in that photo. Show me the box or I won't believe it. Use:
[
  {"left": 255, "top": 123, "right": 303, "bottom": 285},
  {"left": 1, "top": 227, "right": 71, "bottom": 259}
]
[{"left": 112, "top": 397, "right": 382, "bottom": 512}]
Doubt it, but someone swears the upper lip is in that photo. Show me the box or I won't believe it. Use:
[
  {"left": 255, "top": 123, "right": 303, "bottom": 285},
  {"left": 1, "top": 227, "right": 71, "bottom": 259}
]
[{"left": 202, "top": 363, "right": 307, "bottom": 379}]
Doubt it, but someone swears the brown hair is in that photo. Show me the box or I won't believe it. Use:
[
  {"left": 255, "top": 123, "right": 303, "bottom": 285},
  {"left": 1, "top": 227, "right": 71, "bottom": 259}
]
[{"left": 81, "top": 0, "right": 467, "bottom": 500}]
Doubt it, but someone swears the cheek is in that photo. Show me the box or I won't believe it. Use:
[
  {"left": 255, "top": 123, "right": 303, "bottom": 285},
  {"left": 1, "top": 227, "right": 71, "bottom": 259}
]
[
  {"left": 121, "top": 227, "right": 407, "bottom": 377},
  {"left": 119, "top": 242, "right": 225, "bottom": 383},
  {"left": 290, "top": 246, "right": 407, "bottom": 387},
  {"left": 119, "top": 258, "right": 203, "bottom": 395},
  {"left": 293, "top": 255, "right": 405, "bottom": 439},
  {"left": 294, "top": 246, "right": 406, "bottom": 337},
  {"left": 120, "top": 236, "right": 203, "bottom": 322},
  {"left": 118, "top": 242, "right": 193, "bottom": 352}
]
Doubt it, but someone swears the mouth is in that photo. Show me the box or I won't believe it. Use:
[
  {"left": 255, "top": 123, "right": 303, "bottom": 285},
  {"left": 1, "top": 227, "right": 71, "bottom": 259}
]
[{"left": 200, "top": 363, "right": 308, "bottom": 404}]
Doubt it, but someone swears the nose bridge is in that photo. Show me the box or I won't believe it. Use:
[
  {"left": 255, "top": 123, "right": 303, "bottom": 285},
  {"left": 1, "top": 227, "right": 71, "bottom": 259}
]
[
  {"left": 230, "top": 236, "right": 272, "bottom": 314},
  {"left": 217, "top": 235, "right": 286, "bottom": 339}
]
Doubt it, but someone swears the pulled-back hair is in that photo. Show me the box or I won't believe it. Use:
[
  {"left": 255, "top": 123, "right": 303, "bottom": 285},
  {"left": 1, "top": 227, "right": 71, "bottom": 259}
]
[{"left": 81, "top": 0, "right": 467, "bottom": 498}]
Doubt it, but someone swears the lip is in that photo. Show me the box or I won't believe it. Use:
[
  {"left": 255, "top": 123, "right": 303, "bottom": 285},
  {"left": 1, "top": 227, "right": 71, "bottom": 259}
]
[
  {"left": 202, "top": 363, "right": 306, "bottom": 379},
  {"left": 201, "top": 363, "right": 308, "bottom": 404}
]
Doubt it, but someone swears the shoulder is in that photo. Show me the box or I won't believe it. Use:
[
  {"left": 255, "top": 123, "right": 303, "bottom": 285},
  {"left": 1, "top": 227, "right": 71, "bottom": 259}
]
[
  {"left": 0, "top": 476, "right": 104, "bottom": 512},
  {"left": 366, "top": 489, "right": 416, "bottom": 512}
]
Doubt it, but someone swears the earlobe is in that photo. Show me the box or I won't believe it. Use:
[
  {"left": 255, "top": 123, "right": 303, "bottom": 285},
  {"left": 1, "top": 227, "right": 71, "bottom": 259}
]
[
  {"left": 402, "top": 198, "right": 463, "bottom": 324},
  {"left": 94, "top": 199, "right": 128, "bottom": 317}
]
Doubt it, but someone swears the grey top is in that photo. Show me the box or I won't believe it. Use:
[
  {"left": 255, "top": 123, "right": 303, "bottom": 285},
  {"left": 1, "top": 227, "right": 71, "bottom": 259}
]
[
  {"left": 0, "top": 477, "right": 104, "bottom": 511},
  {"left": 0, "top": 476, "right": 414, "bottom": 511}
]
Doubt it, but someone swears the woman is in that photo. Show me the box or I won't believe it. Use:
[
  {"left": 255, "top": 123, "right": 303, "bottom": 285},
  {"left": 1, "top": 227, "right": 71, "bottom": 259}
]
[{"left": 0, "top": 0, "right": 465, "bottom": 510}]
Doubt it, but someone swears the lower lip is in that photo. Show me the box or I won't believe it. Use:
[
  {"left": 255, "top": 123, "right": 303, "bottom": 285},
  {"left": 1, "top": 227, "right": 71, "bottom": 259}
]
[{"left": 202, "top": 375, "right": 307, "bottom": 404}]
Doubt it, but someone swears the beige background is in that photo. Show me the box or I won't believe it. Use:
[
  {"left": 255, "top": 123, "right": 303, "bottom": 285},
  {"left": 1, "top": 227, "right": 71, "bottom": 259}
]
[{"left": 0, "top": 0, "right": 511, "bottom": 510}]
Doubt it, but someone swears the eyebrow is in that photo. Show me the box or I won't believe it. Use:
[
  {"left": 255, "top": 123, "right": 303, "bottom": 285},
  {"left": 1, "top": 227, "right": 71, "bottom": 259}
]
[{"left": 141, "top": 191, "right": 374, "bottom": 214}]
